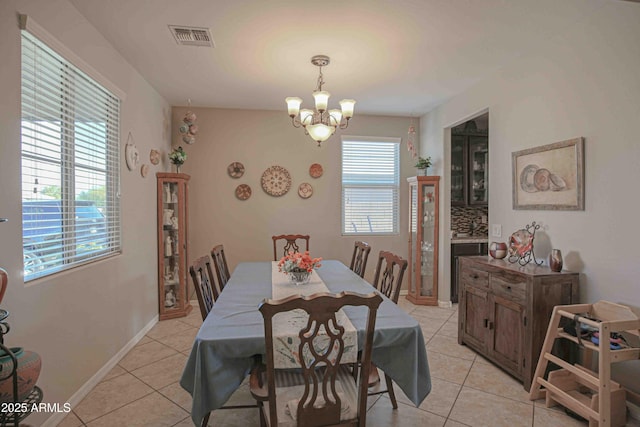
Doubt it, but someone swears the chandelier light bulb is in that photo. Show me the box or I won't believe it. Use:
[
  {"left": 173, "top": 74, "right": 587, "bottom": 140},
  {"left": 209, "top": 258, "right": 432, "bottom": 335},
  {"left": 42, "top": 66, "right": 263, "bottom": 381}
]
[
  {"left": 307, "top": 124, "right": 335, "bottom": 143},
  {"left": 284, "top": 55, "right": 355, "bottom": 146},
  {"left": 285, "top": 97, "right": 302, "bottom": 117},
  {"left": 339, "top": 99, "right": 356, "bottom": 119}
]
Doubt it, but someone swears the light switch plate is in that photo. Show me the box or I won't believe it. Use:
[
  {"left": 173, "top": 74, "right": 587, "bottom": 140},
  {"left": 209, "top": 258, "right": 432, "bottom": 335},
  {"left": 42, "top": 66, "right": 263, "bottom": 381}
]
[{"left": 492, "top": 224, "right": 502, "bottom": 238}]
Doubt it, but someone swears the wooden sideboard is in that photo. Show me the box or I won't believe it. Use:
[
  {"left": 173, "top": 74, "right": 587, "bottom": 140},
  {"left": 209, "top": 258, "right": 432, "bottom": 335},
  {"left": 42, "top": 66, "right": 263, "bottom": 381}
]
[{"left": 458, "top": 256, "right": 579, "bottom": 390}]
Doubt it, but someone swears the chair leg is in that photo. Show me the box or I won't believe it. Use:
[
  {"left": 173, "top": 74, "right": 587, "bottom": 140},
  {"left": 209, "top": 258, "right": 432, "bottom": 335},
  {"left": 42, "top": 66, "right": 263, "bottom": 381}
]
[
  {"left": 258, "top": 402, "right": 266, "bottom": 427},
  {"left": 201, "top": 412, "right": 210, "bottom": 427},
  {"left": 384, "top": 373, "right": 398, "bottom": 409}
]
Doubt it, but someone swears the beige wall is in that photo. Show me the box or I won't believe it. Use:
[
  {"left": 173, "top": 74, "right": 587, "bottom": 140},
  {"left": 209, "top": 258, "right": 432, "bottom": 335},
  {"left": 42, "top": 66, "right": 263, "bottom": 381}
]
[
  {"left": 0, "top": 1, "right": 169, "bottom": 423},
  {"left": 420, "top": 2, "right": 640, "bottom": 307},
  {"left": 172, "top": 107, "right": 418, "bottom": 286}
]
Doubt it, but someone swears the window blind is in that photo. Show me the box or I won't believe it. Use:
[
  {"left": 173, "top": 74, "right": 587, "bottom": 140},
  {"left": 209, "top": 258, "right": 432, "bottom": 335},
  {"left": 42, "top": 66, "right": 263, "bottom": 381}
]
[
  {"left": 341, "top": 138, "right": 400, "bottom": 235},
  {"left": 21, "top": 30, "right": 121, "bottom": 281}
]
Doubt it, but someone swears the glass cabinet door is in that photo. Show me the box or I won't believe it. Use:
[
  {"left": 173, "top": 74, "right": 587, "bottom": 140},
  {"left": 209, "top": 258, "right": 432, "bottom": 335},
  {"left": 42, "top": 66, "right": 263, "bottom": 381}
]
[
  {"left": 469, "top": 136, "right": 488, "bottom": 205},
  {"left": 451, "top": 135, "right": 466, "bottom": 205},
  {"left": 409, "top": 183, "right": 418, "bottom": 296},
  {"left": 420, "top": 183, "right": 436, "bottom": 296}
]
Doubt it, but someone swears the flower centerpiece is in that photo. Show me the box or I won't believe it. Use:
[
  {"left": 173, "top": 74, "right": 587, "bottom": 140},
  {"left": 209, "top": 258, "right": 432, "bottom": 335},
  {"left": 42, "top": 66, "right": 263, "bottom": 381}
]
[
  {"left": 415, "top": 156, "right": 432, "bottom": 175},
  {"left": 169, "top": 146, "right": 187, "bottom": 172},
  {"left": 278, "top": 251, "right": 322, "bottom": 285}
]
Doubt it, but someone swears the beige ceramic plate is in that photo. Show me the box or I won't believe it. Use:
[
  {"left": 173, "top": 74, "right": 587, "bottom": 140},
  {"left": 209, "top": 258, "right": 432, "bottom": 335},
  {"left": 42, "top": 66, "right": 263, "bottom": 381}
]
[
  {"left": 149, "top": 149, "right": 160, "bottom": 165},
  {"left": 235, "top": 184, "right": 252, "bottom": 200},
  {"left": 309, "top": 163, "right": 323, "bottom": 178},
  {"left": 261, "top": 166, "right": 291, "bottom": 197},
  {"left": 298, "top": 183, "right": 313, "bottom": 199},
  {"left": 140, "top": 164, "right": 149, "bottom": 178}
]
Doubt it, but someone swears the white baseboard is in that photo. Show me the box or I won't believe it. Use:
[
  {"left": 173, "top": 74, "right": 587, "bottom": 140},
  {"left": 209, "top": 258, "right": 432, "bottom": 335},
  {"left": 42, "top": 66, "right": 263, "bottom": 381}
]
[
  {"left": 399, "top": 289, "right": 408, "bottom": 296},
  {"left": 42, "top": 315, "right": 159, "bottom": 427}
]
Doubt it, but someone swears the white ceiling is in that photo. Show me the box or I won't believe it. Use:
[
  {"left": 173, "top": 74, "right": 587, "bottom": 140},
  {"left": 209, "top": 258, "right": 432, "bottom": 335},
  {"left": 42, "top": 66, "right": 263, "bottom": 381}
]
[{"left": 69, "top": 0, "right": 611, "bottom": 116}]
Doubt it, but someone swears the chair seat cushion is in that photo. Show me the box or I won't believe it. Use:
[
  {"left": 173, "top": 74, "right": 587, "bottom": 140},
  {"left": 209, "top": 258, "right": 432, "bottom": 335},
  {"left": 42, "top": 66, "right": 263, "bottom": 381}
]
[{"left": 262, "top": 365, "right": 358, "bottom": 427}]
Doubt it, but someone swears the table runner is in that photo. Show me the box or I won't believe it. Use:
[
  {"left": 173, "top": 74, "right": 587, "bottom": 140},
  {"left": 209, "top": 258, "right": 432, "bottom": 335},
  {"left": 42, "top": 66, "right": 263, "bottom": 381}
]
[{"left": 271, "top": 262, "right": 357, "bottom": 368}]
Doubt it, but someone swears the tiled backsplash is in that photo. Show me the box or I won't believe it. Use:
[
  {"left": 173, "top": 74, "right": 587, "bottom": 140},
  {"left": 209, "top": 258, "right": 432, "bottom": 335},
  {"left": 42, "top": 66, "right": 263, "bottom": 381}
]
[{"left": 452, "top": 206, "right": 488, "bottom": 236}]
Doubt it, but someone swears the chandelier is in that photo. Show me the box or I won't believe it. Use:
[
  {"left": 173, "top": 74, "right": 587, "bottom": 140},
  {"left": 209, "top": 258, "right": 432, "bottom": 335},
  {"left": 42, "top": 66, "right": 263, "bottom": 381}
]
[{"left": 285, "top": 55, "right": 356, "bottom": 146}]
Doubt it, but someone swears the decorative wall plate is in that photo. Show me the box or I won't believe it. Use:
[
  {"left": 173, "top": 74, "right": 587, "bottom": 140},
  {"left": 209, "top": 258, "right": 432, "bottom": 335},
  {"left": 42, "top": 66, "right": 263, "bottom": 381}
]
[
  {"left": 140, "top": 164, "right": 149, "bottom": 178},
  {"left": 298, "top": 183, "right": 313, "bottom": 199},
  {"left": 227, "top": 162, "right": 245, "bottom": 178},
  {"left": 125, "top": 142, "right": 139, "bottom": 171},
  {"left": 149, "top": 149, "right": 161, "bottom": 165},
  {"left": 309, "top": 163, "right": 323, "bottom": 178},
  {"left": 235, "top": 184, "right": 252, "bottom": 200},
  {"left": 261, "top": 166, "right": 291, "bottom": 197}
]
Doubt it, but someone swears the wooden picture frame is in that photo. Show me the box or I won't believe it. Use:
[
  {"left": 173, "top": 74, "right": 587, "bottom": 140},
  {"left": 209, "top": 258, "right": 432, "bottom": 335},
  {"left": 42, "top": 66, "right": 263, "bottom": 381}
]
[{"left": 512, "top": 137, "right": 584, "bottom": 210}]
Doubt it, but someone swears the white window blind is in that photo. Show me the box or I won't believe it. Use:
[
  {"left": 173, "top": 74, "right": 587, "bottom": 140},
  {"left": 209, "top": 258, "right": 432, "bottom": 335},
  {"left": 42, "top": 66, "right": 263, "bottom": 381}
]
[
  {"left": 21, "top": 30, "right": 121, "bottom": 281},
  {"left": 341, "top": 137, "right": 400, "bottom": 235}
]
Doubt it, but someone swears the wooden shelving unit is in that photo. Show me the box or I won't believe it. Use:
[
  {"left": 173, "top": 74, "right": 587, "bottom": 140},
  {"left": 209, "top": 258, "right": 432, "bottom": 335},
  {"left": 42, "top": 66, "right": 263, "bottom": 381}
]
[{"left": 529, "top": 301, "right": 640, "bottom": 427}]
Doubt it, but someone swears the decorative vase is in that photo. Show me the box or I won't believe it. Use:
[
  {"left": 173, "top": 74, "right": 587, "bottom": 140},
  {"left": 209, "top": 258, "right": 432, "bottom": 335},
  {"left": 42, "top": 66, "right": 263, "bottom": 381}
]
[
  {"left": 549, "top": 249, "right": 563, "bottom": 272},
  {"left": 289, "top": 271, "right": 311, "bottom": 286},
  {"left": 419, "top": 168, "right": 429, "bottom": 176},
  {"left": 0, "top": 347, "right": 42, "bottom": 403},
  {"left": 489, "top": 242, "right": 508, "bottom": 259}
]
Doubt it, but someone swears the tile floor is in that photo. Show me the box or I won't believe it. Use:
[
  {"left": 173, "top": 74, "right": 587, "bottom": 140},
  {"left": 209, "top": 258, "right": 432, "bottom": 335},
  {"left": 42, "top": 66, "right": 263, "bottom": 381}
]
[{"left": 58, "top": 300, "right": 630, "bottom": 426}]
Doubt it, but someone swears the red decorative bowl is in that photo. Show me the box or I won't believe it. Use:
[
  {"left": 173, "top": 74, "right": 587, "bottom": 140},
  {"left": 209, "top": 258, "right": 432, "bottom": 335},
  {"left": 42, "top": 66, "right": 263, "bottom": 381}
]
[{"left": 489, "top": 242, "right": 508, "bottom": 259}]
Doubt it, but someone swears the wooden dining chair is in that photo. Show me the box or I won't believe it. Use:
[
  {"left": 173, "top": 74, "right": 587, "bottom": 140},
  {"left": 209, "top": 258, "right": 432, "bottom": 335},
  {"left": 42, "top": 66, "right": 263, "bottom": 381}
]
[
  {"left": 211, "top": 244, "right": 231, "bottom": 292},
  {"left": 349, "top": 241, "right": 371, "bottom": 279},
  {"left": 250, "top": 291, "right": 383, "bottom": 427},
  {"left": 189, "top": 253, "right": 259, "bottom": 426},
  {"left": 189, "top": 255, "right": 219, "bottom": 322},
  {"left": 272, "top": 234, "right": 310, "bottom": 261},
  {"left": 368, "top": 250, "right": 408, "bottom": 409}
]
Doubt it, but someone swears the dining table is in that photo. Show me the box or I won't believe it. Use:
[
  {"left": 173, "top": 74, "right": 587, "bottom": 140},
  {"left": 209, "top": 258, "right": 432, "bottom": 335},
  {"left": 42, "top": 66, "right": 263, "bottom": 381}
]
[{"left": 180, "top": 260, "right": 431, "bottom": 425}]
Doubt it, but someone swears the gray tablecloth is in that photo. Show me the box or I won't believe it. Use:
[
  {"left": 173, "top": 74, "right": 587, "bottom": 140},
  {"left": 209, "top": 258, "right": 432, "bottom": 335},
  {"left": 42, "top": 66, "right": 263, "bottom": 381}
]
[{"left": 180, "top": 260, "right": 431, "bottom": 425}]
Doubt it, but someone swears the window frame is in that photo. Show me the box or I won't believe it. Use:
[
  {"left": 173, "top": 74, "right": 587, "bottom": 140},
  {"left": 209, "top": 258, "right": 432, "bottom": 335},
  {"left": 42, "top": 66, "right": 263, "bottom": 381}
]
[
  {"left": 341, "top": 136, "right": 401, "bottom": 236},
  {"left": 20, "top": 16, "right": 123, "bottom": 282}
]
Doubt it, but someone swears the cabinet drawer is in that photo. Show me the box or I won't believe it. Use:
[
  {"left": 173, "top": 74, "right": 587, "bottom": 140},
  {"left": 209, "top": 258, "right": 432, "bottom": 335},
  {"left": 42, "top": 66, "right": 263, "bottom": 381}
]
[
  {"left": 490, "top": 274, "right": 527, "bottom": 302},
  {"left": 460, "top": 267, "right": 489, "bottom": 289}
]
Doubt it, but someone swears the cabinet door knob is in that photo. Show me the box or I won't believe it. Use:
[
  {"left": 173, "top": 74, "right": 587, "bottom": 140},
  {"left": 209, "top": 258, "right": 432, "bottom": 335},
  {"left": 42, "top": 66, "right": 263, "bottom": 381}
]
[
  {"left": 488, "top": 321, "right": 494, "bottom": 330},
  {"left": 483, "top": 318, "right": 488, "bottom": 328},
  {"left": 506, "top": 285, "right": 512, "bottom": 290},
  {"left": 472, "top": 274, "right": 479, "bottom": 279}
]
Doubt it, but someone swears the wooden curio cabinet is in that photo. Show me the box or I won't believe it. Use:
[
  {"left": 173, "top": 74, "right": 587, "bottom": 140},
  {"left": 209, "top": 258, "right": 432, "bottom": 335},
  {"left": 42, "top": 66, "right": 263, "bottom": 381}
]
[
  {"left": 157, "top": 173, "right": 192, "bottom": 320},
  {"left": 406, "top": 176, "right": 439, "bottom": 306}
]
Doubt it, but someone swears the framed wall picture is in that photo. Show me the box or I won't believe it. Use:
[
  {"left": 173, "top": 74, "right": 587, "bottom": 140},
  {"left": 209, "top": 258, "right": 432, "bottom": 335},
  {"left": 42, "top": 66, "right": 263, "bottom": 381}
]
[{"left": 512, "top": 137, "right": 584, "bottom": 210}]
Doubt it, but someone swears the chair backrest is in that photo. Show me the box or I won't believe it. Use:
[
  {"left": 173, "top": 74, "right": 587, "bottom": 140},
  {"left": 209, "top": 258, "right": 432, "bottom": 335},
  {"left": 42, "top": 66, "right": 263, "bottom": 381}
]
[
  {"left": 372, "top": 251, "right": 408, "bottom": 304},
  {"left": 349, "top": 241, "right": 371, "bottom": 279},
  {"left": 189, "top": 255, "right": 218, "bottom": 321},
  {"left": 272, "top": 234, "right": 310, "bottom": 261},
  {"left": 210, "top": 244, "right": 231, "bottom": 291},
  {"left": 259, "top": 291, "right": 383, "bottom": 427}
]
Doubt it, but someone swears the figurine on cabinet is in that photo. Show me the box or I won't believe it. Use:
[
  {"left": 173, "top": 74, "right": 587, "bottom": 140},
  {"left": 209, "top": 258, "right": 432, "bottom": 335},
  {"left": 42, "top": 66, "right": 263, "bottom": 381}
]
[
  {"left": 172, "top": 265, "right": 180, "bottom": 282},
  {"left": 164, "top": 185, "right": 172, "bottom": 203},
  {"left": 165, "top": 235, "right": 173, "bottom": 257},
  {"left": 164, "top": 265, "right": 172, "bottom": 281},
  {"left": 171, "top": 216, "right": 179, "bottom": 230},
  {"left": 163, "top": 209, "right": 174, "bottom": 226},
  {"left": 164, "top": 288, "right": 176, "bottom": 307},
  {"left": 171, "top": 189, "right": 178, "bottom": 203}
]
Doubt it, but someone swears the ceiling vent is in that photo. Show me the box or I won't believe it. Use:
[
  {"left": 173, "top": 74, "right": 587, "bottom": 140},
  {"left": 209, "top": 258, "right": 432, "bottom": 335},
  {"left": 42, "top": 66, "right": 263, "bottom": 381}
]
[{"left": 168, "top": 25, "right": 214, "bottom": 47}]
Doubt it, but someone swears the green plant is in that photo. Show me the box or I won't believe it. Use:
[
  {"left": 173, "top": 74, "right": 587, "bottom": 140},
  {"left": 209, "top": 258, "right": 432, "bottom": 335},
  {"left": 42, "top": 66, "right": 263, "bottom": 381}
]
[
  {"left": 169, "top": 146, "right": 187, "bottom": 165},
  {"left": 415, "top": 156, "right": 432, "bottom": 169}
]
